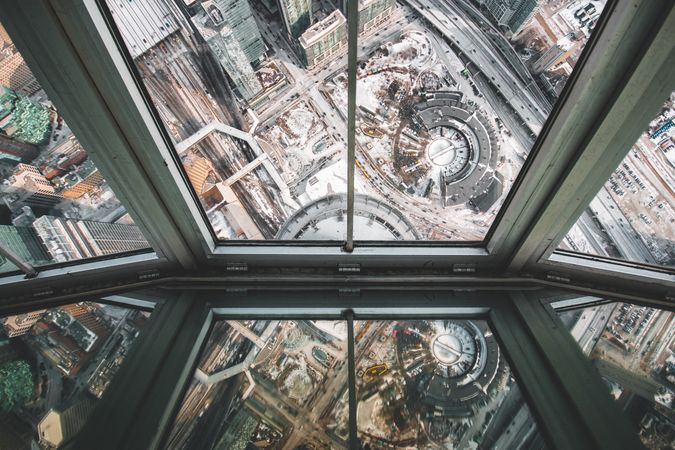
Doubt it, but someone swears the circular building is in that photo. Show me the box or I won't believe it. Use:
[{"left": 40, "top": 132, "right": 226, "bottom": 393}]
[
  {"left": 275, "top": 194, "right": 420, "bottom": 240},
  {"left": 395, "top": 320, "right": 503, "bottom": 442}
]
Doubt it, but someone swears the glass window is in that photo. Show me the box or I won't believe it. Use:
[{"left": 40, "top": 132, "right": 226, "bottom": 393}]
[
  {"left": 354, "top": 319, "right": 545, "bottom": 448},
  {"left": 353, "top": 0, "right": 608, "bottom": 240},
  {"left": 0, "top": 22, "right": 150, "bottom": 273},
  {"left": 165, "top": 319, "right": 349, "bottom": 449},
  {"left": 558, "top": 92, "right": 675, "bottom": 268},
  {"left": 0, "top": 301, "right": 150, "bottom": 448},
  {"left": 104, "top": 0, "right": 350, "bottom": 241},
  {"left": 557, "top": 302, "right": 675, "bottom": 448}
]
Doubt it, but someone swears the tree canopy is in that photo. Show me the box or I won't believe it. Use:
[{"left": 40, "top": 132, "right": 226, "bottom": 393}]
[{"left": 0, "top": 360, "right": 34, "bottom": 412}]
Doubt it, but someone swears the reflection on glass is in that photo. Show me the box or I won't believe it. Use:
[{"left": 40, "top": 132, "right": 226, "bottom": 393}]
[
  {"left": 355, "top": 320, "right": 545, "bottom": 449},
  {"left": 0, "top": 22, "right": 149, "bottom": 273},
  {"left": 558, "top": 303, "right": 675, "bottom": 448},
  {"left": 0, "top": 302, "right": 149, "bottom": 448},
  {"left": 106, "top": 0, "right": 349, "bottom": 241},
  {"left": 559, "top": 92, "right": 675, "bottom": 267},
  {"left": 351, "top": 0, "right": 607, "bottom": 240},
  {"left": 166, "top": 320, "right": 349, "bottom": 449}
]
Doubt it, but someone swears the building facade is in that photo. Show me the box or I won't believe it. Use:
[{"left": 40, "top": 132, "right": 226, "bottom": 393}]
[
  {"left": 482, "top": 0, "right": 541, "bottom": 34},
  {"left": 277, "top": 0, "right": 313, "bottom": 39},
  {"left": 32, "top": 216, "right": 149, "bottom": 262},
  {"left": 209, "top": 0, "right": 266, "bottom": 65},
  {"left": 358, "top": 0, "right": 396, "bottom": 35},
  {"left": 2, "top": 163, "right": 63, "bottom": 210},
  {"left": 197, "top": 6, "right": 263, "bottom": 101},
  {"left": 1, "top": 309, "right": 46, "bottom": 337},
  {"left": 299, "top": 10, "right": 348, "bottom": 69},
  {"left": 532, "top": 33, "right": 580, "bottom": 73}
]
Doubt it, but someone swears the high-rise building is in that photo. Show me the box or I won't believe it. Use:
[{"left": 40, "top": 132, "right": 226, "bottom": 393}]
[
  {"left": 196, "top": 6, "right": 263, "bottom": 100},
  {"left": 208, "top": 0, "right": 266, "bottom": 65},
  {"left": 299, "top": 10, "right": 348, "bottom": 69},
  {"left": 482, "top": 0, "right": 541, "bottom": 33},
  {"left": 0, "top": 51, "right": 41, "bottom": 96},
  {"left": 2, "top": 164, "right": 63, "bottom": 210},
  {"left": 38, "top": 395, "right": 97, "bottom": 448},
  {"left": 1, "top": 309, "right": 47, "bottom": 337},
  {"left": 358, "top": 0, "right": 396, "bottom": 35},
  {"left": 0, "top": 224, "right": 51, "bottom": 271},
  {"left": 277, "top": 0, "right": 313, "bottom": 39},
  {"left": 532, "top": 33, "right": 581, "bottom": 74},
  {"left": 32, "top": 216, "right": 149, "bottom": 262},
  {"left": 59, "top": 160, "right": 104, "bottom": 199}
]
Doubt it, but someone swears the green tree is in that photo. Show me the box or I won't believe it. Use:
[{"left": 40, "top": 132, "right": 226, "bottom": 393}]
[{"left": 0, "top": 360, "right": 34, "bottom": 412}]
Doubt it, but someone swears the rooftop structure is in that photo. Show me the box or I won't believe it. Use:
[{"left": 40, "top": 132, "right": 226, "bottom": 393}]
[
  {"left": 299, "top": 10, "right": 348, "bottom": 69},
  {"left": 32, "top": 216, "right": 149, "bottom": 262},
  {"left": 207, "top": 0, "right": 266, "bottom": 65},
  {"left": 278, "top": 0, "right": 313, "bottom": 39},
  {"left": 532, "top": 33, "right": 581, "bottom": 73},
  {"left": 482, "top": 0, "right": 541, "bottom": 33},
  {"left": 358, "top": 0, "right": 396, "bottom": 35}
]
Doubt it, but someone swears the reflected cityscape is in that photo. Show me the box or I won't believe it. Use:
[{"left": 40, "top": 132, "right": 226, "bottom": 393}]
[
  {"left": 167, "top": 320, "right": 350, "bottom": 449},
  {"left": 559, "top": 302, "right": 675, "bottom": 448},
  {"left": 355, "top": 320, "right": 542, "bottom": 449},
  {"left": 0, "top": 302, "right": 149, "bottom": 449}
]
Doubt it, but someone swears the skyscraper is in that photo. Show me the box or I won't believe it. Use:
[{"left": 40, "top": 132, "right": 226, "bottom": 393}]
[
  {"left": 277, "top": 0, "right": 313, "bottom": 39},
  {"left": 196, "top": 5, "right": 263, "bottom": 100},
  {"left": 482, "top": 0, "right": 541, "bottom": 33},
  {"left": 0, "top": 224, "right": 51, "bottom": 271},
  {"left": 358, "top": 0, "right": 396, "bottom": 35},
  {"left": 209, "top": 0, "right": 266, "bottom": 65},
  {"left": 299, "top": 10, "right": 348, "bottom": 69},
  {"left": 2, "top": 164, "right": 63, "bottom": 210},
  {"left": 32, "top": 216, "right": 148, "bottom": 262}
]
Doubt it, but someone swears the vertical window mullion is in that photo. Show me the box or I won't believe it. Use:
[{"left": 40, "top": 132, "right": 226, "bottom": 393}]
[
  {"left": 345, "top": 0, "right": 360, "bottom": 252},
  {"left": 346, "top": 309, "right": 358, "bottom": 449}
]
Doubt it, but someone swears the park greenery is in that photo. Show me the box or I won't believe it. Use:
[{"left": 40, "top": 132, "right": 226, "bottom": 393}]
[{"left": 0, "top": 359, "right": 34, "bottom": 412}]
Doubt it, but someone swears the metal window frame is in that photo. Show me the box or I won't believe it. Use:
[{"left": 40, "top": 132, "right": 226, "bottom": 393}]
[{"left": 48, "top": 287, "right": 646, "bottom": 450}]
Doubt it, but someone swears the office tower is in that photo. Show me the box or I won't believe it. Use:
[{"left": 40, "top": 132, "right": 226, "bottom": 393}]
[
  {"left": 196, "top": 5, "right": 263, "bottom": 100},
  {"left": 32, "top": 216, "right": 148, "bottom": 262},
  {"left": 358, "top": 0, "right": 396, "bottom": 35},
  {"left": 0, "top": 52, "right": 41, "bottom": 96},
  {"left": 532, "top": 33, "right": 581, "bottom": 73},
  {"left": 483, "top": 0, "right": 541, "bottom": 33},
  {"left": 0, "top": 224, "right": 51, "bottom": 272},
  {"left": 277, "top": 0, "right": 313, "bottom": 38},
  {"left": 209, "top": 0, "right": 266, "bottom": 64},
  {"left": 2, "top": 164, "right": 63, "bottom": 210},
  {"left": 1, "top": 308, "right": 47, "bottom": 337},
  {"left": 38, "top": 396, "right": 97, "bottom": 448},
  {"left": 299, "top": 10, "right": 348, "bottom": 69}
]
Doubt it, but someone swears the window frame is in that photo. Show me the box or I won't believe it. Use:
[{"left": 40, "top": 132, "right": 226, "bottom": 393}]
[{"left": 0, "top": 0, "right": 671, "bottom": 302}]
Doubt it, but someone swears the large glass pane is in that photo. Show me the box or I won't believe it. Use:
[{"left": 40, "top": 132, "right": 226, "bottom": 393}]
[
  {"left": 355, "top": 319, "right": 546, "bottom": 448},
  {"left": 558, "top": 92, "right": 675, "bottom": 268},
  {"left": 557, "top": 302, "right": 675, "bottom": 448},
  {"left": 0, "top": 22, "right": 150, "bottom": 273},
  {"left": 165, "top": 319, "right": 349, "bottom": 449},
  {"left": 104, "top": 0, "right": 350, "bottom": 241},
  {"left": 351, "top": 0, "right": 607, "bottom": 240},
  {"left": 0, "top": 301, "right": 150, "bottom": 448}
]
